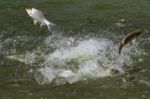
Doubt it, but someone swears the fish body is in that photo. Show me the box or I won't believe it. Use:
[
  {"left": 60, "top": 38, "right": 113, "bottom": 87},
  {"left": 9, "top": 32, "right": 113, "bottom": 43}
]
[
  {"left": 26, "top": 8, "right": 55, "bottom": 31},
  {"left": 119, "top": 29, "right": 143, "bottom": 55}
]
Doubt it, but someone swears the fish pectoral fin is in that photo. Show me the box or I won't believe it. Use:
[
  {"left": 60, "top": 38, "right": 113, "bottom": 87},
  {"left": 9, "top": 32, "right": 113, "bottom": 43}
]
[{"left": 33, "top": 20, "right": 38, "bottom": 25}]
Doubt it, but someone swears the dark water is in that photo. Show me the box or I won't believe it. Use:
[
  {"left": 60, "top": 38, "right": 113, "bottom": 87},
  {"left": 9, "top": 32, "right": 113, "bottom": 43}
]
[{"left": 0, "top": 0, "right": 150, "bottom": 99}]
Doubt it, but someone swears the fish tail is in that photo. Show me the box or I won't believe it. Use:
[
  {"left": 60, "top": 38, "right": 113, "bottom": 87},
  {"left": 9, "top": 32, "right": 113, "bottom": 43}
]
[
  {"left": 43, "top": 20, "right": 55, "bottom": 32},
  {"left": 118, "top": 43, "right": 124, "bottom": 55},
  {"left": 47, "top": 23, "right": 56, "bottom": 32}
]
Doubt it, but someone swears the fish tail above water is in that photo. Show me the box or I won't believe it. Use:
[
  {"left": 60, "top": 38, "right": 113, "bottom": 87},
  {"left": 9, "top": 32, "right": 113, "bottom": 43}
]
[
  {"left": 118, "top": 29, "right": 143, "bottom": 55},
  {"left": 43, "top": 20, "right": 56, "bottom": 32},
  {"left": 47, "top": 23, "right": 56, "bottom": 32},
  {"left": 26, "top": 8, "right": 57, "bottom": 32},
  {"left": 118, "top": 43, "right": 124, "bottom": 55}
]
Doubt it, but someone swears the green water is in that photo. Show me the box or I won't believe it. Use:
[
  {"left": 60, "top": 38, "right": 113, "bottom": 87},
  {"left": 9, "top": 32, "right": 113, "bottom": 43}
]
[{"left": 0, "top": 0, "right": 150, "bottom": 99}]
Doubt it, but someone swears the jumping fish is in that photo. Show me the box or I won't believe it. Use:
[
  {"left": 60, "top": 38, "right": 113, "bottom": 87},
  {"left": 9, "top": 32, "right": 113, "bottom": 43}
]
[
  {"left": 26, "top": 8, "right": 55, "bottom": 31},
  {"left": 119, "top": 29, "right": 143, "bottom": 55}
]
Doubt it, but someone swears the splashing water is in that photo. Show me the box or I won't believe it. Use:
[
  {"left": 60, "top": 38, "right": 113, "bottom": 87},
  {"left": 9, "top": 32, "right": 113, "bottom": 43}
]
[
  {"left": 6, "top": 52, "right": 37, "bottom": 64},
  {"left": 33, "top": 33, "right": 146, "bottom": 85},
  {"left": 1, "top": 29, "right": 148, "bottom": 85}
]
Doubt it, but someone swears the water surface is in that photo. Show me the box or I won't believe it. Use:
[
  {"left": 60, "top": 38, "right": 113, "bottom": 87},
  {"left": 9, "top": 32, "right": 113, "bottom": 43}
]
[{"left": 0, "top": 0, "right": 150, "bottom": 99}]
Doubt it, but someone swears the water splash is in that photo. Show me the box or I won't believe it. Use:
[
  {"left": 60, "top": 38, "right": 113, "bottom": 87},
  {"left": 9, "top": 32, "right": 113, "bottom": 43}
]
[
  {"left": 34, "top": 33, "right": 146, "bottom": 85},
  {"left": 2, "top": 30, "right": 148, "bottom": 85},
  {"left": 11, "top": 40, "right": 17, "bottom": 54},
  {"left": 6, "top": 52, "right": 37, "bottom": 64}
]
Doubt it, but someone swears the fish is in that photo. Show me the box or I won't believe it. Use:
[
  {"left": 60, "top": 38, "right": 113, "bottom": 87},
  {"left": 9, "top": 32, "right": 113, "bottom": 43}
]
[
  {"left": 26, "top": 8, "right": 55, "bottom": 31},
  {"left": 119, "top": 29, "right": 143, "bottom": 55}
]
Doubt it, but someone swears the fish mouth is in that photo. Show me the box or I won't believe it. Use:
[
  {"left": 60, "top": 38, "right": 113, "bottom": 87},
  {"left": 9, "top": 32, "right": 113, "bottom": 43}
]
[
  {"left": 26, "top": 8, "right": 32, "bottom": 15},
  {"left": 26, "top": 8, "right": 30, "bottom": 13}
]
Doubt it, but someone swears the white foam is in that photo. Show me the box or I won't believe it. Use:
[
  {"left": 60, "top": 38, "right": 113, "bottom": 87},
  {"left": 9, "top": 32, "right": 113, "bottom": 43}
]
[
  {"left": 35, "top": 36, "right": 131, "bottom": 85},
  {"left": 44, "top": 33, "right": 74, "bottom": 49},
  {"left": 35, "top": 34, "right": 148, "bottom": 85},
  {"left": 45, "top": 39, "right": 101, "bottom": 63},
  {"left": 3, "top": 32, "right": 147, "bottom": 85},
  {"left": 6, "top": 52, "right": 36, "bottom": 64}
]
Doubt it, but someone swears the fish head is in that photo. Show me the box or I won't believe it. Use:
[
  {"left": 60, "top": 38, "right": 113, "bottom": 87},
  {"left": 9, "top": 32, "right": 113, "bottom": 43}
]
[
  {"left": 26, "top": 8, "right": 48, "bottom": 26},
  {"left": 26, "top": 8, "right": 44, "bottom": 20},
  {"left": 26, "top": 8, "right": 33, "bottom": 17},
  {"left": 26, "top": 8, "right": 39, "bottom": 17}
]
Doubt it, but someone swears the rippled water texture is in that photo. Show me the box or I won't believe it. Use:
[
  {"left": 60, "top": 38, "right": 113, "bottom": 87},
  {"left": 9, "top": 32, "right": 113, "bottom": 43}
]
[{"left": 0, "top": 0, "right": 150, "bottom": 99}]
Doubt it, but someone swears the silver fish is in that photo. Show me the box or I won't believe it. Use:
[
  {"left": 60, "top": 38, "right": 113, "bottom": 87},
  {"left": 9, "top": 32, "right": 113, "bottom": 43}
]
[
  {"left": 119, "top": 29, "right": 143, "bottom": 55},
  {"left": 26, "top": 8, "right": 55, "bottom": 31}
]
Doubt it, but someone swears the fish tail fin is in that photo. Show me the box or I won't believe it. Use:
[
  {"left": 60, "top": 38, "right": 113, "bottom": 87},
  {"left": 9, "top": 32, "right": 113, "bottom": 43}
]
[
  {"left": 47, "top": 23, "right": 56, "bottom": 32},
  {"left": 118, "top": 43, "right": 124, "bottom": 55},
  {"left": 43, "top": 20, "right": 56, "bottom": 32}
]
